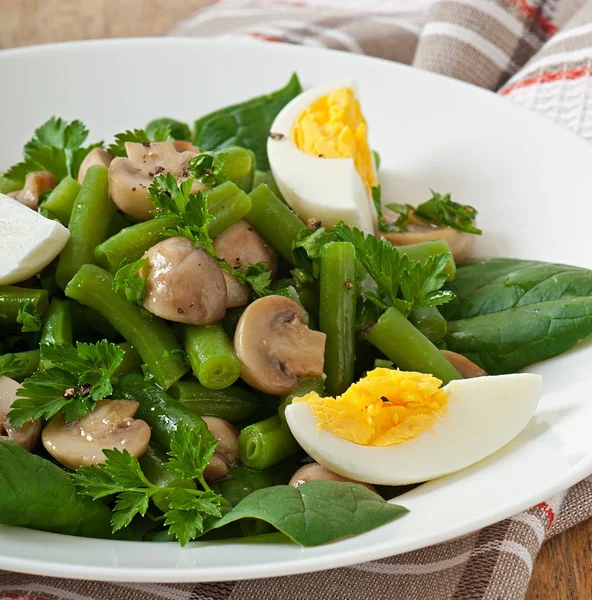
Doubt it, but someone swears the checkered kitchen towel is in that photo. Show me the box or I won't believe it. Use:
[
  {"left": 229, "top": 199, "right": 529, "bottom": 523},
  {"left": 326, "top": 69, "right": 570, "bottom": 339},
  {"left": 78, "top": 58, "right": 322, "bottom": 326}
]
[{"left": 4, "top": 0, "right": 592, "bottom": 599}]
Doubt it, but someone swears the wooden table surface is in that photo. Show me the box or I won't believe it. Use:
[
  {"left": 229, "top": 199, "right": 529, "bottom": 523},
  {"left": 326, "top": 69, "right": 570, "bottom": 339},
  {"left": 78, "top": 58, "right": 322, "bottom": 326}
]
[{"left": 2, "top": 1, "right": 591, "bottom": 598}]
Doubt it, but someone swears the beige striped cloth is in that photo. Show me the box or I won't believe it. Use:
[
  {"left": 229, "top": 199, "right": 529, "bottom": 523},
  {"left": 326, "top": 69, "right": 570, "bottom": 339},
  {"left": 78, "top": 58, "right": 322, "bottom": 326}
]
[{"left": 3, "top": 0, "right": 592, "bottom": 598}]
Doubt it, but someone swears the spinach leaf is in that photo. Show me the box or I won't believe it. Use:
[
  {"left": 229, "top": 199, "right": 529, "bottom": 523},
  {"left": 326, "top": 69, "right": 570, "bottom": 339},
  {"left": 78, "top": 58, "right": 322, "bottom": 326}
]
[
  {"left": 212, "top": 480, "right": 408, "bottom": 546},
  {"left": 146, "top": 118, "right": 192, "bottom": 141},
  {"left": 0, "top": 440, "right": 112, "bottom": 538},
  {"left": 442, "top": 258, "right": 592, "bottom": 373},
  {"left": 194, "top": 74, "right": 302, "bottom": 170}
]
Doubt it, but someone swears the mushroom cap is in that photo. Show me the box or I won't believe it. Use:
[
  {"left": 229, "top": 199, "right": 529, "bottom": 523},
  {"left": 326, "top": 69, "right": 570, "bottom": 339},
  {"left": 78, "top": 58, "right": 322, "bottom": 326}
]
[
  {"left": 108, "top": 141, "right": 206, "bottom": 222},
  {"left": 201, "top": 416, "right": 239, "bottom": 482},
  {"left": 213, "top": 220, "right": 278, "bottom": 276},
  {"left": 222, "top": 270, "right": 250, "bottom": 308},
  {"left": 173, "top": 140, "right": 202, "bottom": 153},
  {"left": 42, "top": 399, "right": 151, "bottom": 470},
  {"left": 141, "top": 237, "right": 227, "bottom": 325},
  {"left": 78, "top": 148, "right": 113, "bottom": 184},
  {"left": 9, "top": 170, "right": 56, "bottom": 210},
  {"left": 0, "top": 376, "right": 41, "bottom": 452},
  {"left": 440, "top": 350, "right": 487, "bottom": 378},
  {"left": 377, "top": 209, "right": 476, "bottom": 263},
  {"left": 289, "top": 462, "right": 376, "bottom": 492},
  {"left": 234, "top": 296, "right": 326, "bottom": 395}
]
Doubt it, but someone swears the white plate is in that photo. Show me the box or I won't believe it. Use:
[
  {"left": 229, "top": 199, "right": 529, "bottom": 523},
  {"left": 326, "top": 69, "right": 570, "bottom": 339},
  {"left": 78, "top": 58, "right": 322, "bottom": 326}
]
[{"left": 1, "top": 38, "right": 592, "bottom": 582}]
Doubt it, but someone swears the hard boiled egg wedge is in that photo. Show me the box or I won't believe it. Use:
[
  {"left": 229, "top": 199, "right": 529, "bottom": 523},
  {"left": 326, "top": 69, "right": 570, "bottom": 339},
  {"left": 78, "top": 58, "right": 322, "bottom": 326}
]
[
  {"left": 0, "top": 193, "right": 70, "bottom": 285},
  {"left": 267, "top": 80, "right": 377, "bottom": 234},
  {"left": 285, "top": 369, "right": 542, "bottom": 485}
]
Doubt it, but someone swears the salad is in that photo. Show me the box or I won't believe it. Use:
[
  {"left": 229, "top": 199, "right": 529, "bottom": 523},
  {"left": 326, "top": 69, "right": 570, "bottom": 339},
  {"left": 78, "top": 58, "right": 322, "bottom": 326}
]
[{"left": 1, "top": 74, "right": 591, "bottom": 548}]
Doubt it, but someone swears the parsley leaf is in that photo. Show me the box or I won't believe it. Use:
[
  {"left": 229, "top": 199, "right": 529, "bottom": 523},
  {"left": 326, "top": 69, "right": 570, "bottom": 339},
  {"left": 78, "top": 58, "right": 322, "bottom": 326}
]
[
  {"left": 113, "top": 259, "right": 148, "bottom": 307},
  {"left": 333, "top": 224, "right": 455, "bottom": 315},
  {"left": 3, "top": 117, "right": 101, "bottom": 182},
  {"left": 243, "top": 263, "right": 273, "bottom": 298},
  {"left": 16, "top": 301, "right": 42, "bottom": 333},
  {"left": 385, "top": 203, "right": 411, "bottom": 232},
  {"left": 106, "top": 126, "right": 173, "bottom": 158},
  {"left": 292, "top": 227, "right": 338, "bottom": 282},
  {"left": 187, "top": 152, "right": 228, "bottom": 187},
  {"left": 7, "top": 341, "right": 124, "bottom": 428},
  {"left": 0, "top": 352, "right": 34, "bottom": 380},
  {"left": 373, "top": 186, "right": 411, "bottom": 234},
  {"left": 415, "top": 191, "right": 482, "bottom": 234}
]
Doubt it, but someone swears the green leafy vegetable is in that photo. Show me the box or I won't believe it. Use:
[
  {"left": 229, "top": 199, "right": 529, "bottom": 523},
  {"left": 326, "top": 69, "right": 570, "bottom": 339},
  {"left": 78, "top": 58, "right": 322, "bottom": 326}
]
[
  {"left": 373, "top": 186, "right": 410, "bottom": 233},
  {"left": 146, "top": 118, "right": 192, "bottom": 142},
  {"left": 442, "top": 258, "right": 592, "bottom": 373},
  {"left": 0, "top": 440, "right": 113, "bottom": 538},
  {"left": 415, "top": 191, "right": 481, "bottom": 235},
  {"left": 7, "top": 341, "right": 124, "bottom": 428},
  {"left": 188, "top": 152, "right": 228, "bottom": 187},
  {"left": 107, "top": 126, "right": 173, "bottom": 158},
  {"left": 334, "top": 224, "right": 454, "bottom": 314},
  {"left": 194, "top": 73, "right": 302, "bottom": 170},
  {"left": 0, "top": 352, "right": 37, "bottom": 379},
  {"left": 3, "top": 117, "right": 101, "bottom": 182},
  {"left": 292, "top": 227, "right": 338, "bottom": 282},
  {"left": 385, "top": 203, "right": 411, "bottom": 231},
  {"left": 212, "top": 481, "right": 408, "bottom": 547},
  {"left": 113, "top": 259, "right": 148, "bottom": 307},
  {"left": 16, "top": 300, "right": 41, "bottom": 333},
  {"left": 243, "top": 263, "right": 273, "bottom": 298}
]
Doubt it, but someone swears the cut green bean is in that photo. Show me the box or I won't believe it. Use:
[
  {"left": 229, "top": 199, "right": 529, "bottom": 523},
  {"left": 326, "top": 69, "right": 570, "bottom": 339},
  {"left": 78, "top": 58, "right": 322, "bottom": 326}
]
[
  {"left": 238, "top": 416, "right": 301, "bottom": 470},
  {"left": 397, "top": 240, "right": 456, "bottom": 281},
  {"left": 278, "top": 375, "right": 325, "bottom": 426},
  {"left": 319, "top": 242, "right": 357, "bottom": 396},
  {"left": 107, "top": 211, "right": 132, "bottom": 238},
  {"left": 113, "top": 373, "right": 205, "bottom": 450},
  {"left": 65, "top": 265, "right": 188, "bottom": 389},
  {"left": 0, "top": 287, "right": 48, "bottom": 324},
  {"left": 222, "top": 147, "right": 256, "bottom": 192},
  {"left": 252, "top": 171, "right": 284, "bottom": 202},
  {"left": 39, "top": 299, "right": 73, "bottom": 369},
  {"left": 39, "top": 176, "right": 80, "bottom": 224},
  {"left": 82, "top": 306, "right": 119, "bottom": 340},
  {"left": 293, "top": 281, "right": 319, "bottom": 320},
  {"left": 55, "top": 165, "right": 116, "bottom": 289},
  {"left": 0, "top": 350, "right": 40, "bottom": 381},
  {"left": 247, "top": 184, "right": 306, "bottom": 264},
  {"left": 182, "top": 324, "right": 240, "bottom": 390},
  {"left": 113, "top": 342, "right": 142, "bottom": 377},
  {"left": 409, "top": 307, "right": 447, "bottom": 344},
  {"left": 205, "top": 181, "right": 252, "bottom": 238},
  {"left": 365, "top": 307, "right": 462, "bottom": 384},
  {"left": 169, "top": 380, "right": 261, "bottom": 422}
]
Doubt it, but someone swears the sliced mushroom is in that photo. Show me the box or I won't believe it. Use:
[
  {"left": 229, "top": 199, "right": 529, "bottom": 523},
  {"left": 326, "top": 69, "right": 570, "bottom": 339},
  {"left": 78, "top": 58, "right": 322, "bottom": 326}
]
[
  {"left": 377, "top": 208, "right": 476, "bottom": 263},
  {"left": 8, "top": 170, "right": 56, "bottom": 210},
  {"left": 78, "top": 147, "right": 113, "bottom": 184},
  {"left": 108, "top": 141, "right": 207, "bottom": 222},
  {"left": 234, "top": 296, "right": 326, "bottom": 395},
  {"left": 0, "top": 376, "right": 41, "bottom": 451},
  {"left": 173, "top": 140, "right": 202, "bottom": 153},
  {"left": 289, "top": 462, "right": 376, "bottom": 492},
  {"left": 441, "top": 350, "right": 487, "bottom": 378},
  {"left": 201, "top": 416, "right": 239, "bottom": 482},
  {"left": 141, "top": 237, "right": 227, "bottom": 325},
  {"left": 213, "top": 220, "right": 278, "bottom": 308},
  {"left": 42, "top": 399, "right": 150, "bottom": 470}
]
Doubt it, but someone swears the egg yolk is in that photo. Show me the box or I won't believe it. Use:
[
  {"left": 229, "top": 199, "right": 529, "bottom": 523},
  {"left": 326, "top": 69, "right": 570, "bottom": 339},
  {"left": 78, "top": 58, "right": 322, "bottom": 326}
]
[
  {"left": 291, "top": 87, "right": 377, "bottom": 196},
  {"left": 294, "top": 368, "right": 447, "bottom": 447}
]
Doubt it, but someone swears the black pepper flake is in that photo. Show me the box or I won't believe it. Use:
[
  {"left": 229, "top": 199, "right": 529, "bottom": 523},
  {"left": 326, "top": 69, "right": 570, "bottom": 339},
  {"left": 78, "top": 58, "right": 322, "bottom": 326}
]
[
  {"left": 142, "top": 142, "right": 151, "bottom": 147},
  {"left": 306, "top": 218, "right": 322, "bottom": 230},
  {"left": 269, "top": 132, "right": 285, "bottom": 141},
  {"left": 63, "top": 388, "right": 76, "bottom": 399},
  {"left": 131, "top": 187, "right": 136, "bottom": 192},
  {"left": 381, "top": 396, "right": 390, "bottom": 403},
  {"left": 178, "top": 308, "right": 185, "bottom": 314},
  {"left": 344, "top": 281, "right": 353, "bottom": 289},
  {"left": 154, "top": 165, "right": 165, "bottom": 175},
  {"left": 148, "top": 172, "right": 154, "bottom": 177},
  {"left": 362, "top": 322, "right": 374, "bottom": 335},
  {"left": 80, "top": 383, "right": 92, "bottom": 397},
  {"left": 318, "top": 153, "right": 324, "bottom": 158},
  {"left": 247, "top": 227, "right": 254, "bottom": 232}
]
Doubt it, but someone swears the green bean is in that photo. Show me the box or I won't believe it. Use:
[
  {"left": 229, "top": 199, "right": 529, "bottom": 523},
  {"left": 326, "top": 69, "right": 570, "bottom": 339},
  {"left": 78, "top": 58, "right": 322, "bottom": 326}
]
[
  {"left": 398, "top": 240, "right": 456, "bottom": 281},
  {"left": 182, "top": 324, "right": 240, "bottom": 390},
  {"left": 0, "top": 350, "right": 40, "bottom": 381},
  {"left": 113, "top": 342, "right": 142, "bottom": 377},
  {"left": 39, "top": 176, "right": 80, "bottom": 224},
  {"left": 39, "top": 299, "right": 73, "bottom": 369},
  {"left": 365, "top": 307, "right": 461, "bottom": 384},
  {"left": 222, "top": 147, "right": 256, "bottom": 193},
  {"left": 0, "top": 176, "right": 21, "bottom": 194},
  {"left": 82, "top": 306, "right": 119, "bottom": 340},
  {"left": 293, "top": 281, "right": 320, "bottom": 321},
  {"left": 246, "top": 184, "right": 306, "bottom": 264},
  {"left": 65, "top": 265, "right": 188, "bottom": 389},
  {"left": 273, "top": 286, "right": 312, "bottom": 326},
  {"left": 211, "top": 465, "right": 273, "bottom": 506},
  {"left": 0, "top": 287, "right": 48, "bottom": 324},
  {"left": 319, "top": 242, "right": 357, "bottom": 396},
  {"left": 55, "top": 165, "right": 116, "bottom": 289},
  {"left": 113, "top": 372, "right": 205, "bottom": 450},
  {"left": 252, "top": 170, "right": 284, "bottom": 201},
  {"left": 205, "top": 181, "right": 252, "bottom": 238},
  {"left": 169, "top": 380, "right": 261, "bottom": 422},
  {"left": 107, "top": 211, "right": 132, "bottom": 238},
  {"left": 238, "top": 416, "right": 301, "bottom": 470},
  {"left": 278, "top": 375, "right": 325, "bottom": 426},
  {"left": 222, "top": 306, "right": 246, "bottom": 339},
  {"left": 409, "top": 307, "right": 447, "bottom": 344}
]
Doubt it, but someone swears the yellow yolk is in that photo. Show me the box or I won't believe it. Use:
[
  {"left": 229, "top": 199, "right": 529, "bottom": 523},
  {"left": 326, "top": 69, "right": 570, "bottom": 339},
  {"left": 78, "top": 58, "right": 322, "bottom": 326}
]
[
  {"left": 291, "top": 87, "right": 377, "bottom": 197},
  {"left": 294, "top": 368, "right": 447, "bottom": 447}
]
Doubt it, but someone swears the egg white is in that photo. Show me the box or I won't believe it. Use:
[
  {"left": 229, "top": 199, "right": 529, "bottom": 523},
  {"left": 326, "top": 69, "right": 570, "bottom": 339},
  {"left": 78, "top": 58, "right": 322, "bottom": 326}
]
[
  {"left": 285, "top": 373, "right": 542, "bottom": 485},
  {"left": 267, "top": 80, "right": 376, "bottom": 234}
]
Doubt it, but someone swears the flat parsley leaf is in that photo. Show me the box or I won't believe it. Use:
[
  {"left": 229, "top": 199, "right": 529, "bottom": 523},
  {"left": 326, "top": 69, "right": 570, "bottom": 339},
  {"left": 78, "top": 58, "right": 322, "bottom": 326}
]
[
  {"left": 106, "top": 126, "right": 173, "bottom": 158},
  {"left": 187, "top": 152, "right": 228, "bottom": 187},
  {"left": 113, "top": 259, "right": 148, "bottom": 307},
  {"left": 333, "top": 224, "right": 455, "bottom": 315},
  {"left": 3, "top": 117, "right": 101, "bottom": 182},
  {"left": 415, "top": 191, "right": 482, "bottom": 235},
  {"left": 292, "top": 227, "right": 338, "bottom": 282},
  {"left": 7, "top": 341, "right": 124, "bottom": 428},
  {"left": 16, "top": 301, "right": 41, "bottom": 333},
  {"left": 0, "top": 352, "right": 34, "bottom": 380},
  {"left": 243, "top": 263, "right": 273, "bottom": 298},
  {"left": 373, "top": 186, "right": 411, "bottom": 234}
]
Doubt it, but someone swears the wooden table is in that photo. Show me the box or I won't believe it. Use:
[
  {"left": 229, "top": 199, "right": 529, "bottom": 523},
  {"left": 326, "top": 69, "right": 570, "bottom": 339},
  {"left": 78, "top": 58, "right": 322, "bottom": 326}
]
[{"left": 2, "top": 1, "right": 591, "bottom": 598}]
